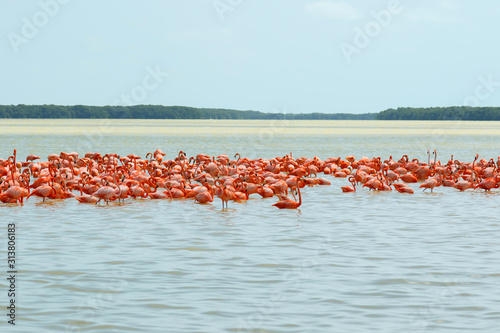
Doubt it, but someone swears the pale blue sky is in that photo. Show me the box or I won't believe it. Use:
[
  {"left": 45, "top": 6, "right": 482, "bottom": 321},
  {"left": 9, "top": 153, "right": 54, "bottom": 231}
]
[{"left": 1, "top": 0, "right": 499, "bottom": 113}]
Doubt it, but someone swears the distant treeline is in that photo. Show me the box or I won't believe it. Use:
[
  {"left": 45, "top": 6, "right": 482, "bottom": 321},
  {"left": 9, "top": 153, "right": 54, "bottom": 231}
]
[
  {"left": 0, "top": 105, "right": 375, "bottom": 120},
  {"left": 2, "top": 105, "right": 500, "bottom": 120},
  {"left": 376, "top": 107, "right": 500, "bottom": 120}
]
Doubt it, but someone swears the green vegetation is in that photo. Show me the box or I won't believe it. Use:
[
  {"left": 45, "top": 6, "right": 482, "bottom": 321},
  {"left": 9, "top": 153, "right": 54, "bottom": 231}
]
[
  {"left": 376, "top": 107, "right": 500, "bottom": 120},
  {"left": 1, "top": 105, "right": 500, "bottom": 120},
  {"left": 0, "top": 105, "right": 375, "bottom": 120}
]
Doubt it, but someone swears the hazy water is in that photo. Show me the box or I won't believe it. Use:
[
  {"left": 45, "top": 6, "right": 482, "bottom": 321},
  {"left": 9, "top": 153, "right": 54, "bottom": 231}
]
[{"left": 1, "top": 120, "right": 500, "bottom": 333}]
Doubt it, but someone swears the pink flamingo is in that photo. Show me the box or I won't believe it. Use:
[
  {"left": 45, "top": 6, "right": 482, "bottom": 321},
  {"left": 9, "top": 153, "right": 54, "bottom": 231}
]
[{"left": 272, "top": 181, "right": 302, "bottom": 209}]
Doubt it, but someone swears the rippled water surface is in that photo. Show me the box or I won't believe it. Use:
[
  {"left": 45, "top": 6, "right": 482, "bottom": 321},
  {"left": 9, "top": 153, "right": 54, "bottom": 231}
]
[{"left": 1, "top": 120, "right": 500, "bottom": 333}]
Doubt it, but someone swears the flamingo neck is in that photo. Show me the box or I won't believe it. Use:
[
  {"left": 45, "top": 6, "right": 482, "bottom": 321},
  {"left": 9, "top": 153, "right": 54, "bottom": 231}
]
[{"left": 297, "top": 184, "right": 302, "bottom": 207}]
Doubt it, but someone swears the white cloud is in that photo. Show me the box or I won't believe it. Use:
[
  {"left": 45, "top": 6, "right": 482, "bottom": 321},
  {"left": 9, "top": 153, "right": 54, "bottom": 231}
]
[{"left": 305, "top": 1, "right": 363, "bottom": 21}]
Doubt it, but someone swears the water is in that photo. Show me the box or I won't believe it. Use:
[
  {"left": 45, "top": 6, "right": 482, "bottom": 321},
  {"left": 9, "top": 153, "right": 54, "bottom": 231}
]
[{"left": 1, "top": 120, "right": 500, "bottom": 332}]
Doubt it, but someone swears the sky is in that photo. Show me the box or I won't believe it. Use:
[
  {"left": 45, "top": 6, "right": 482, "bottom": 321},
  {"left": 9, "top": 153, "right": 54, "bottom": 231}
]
[{"left": 1, "top": 0, "right": 500, "bottom": 114}]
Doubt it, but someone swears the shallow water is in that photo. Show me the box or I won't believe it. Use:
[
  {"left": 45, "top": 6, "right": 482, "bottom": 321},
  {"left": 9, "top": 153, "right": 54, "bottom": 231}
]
[{"left": 1, "top": 120, "right": 500, "bottom": 333}]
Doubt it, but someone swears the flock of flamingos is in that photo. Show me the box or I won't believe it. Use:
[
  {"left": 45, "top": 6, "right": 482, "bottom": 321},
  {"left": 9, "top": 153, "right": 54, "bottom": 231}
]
[{"left": 0, "top": 149, "right": 499, "bottom": 209}]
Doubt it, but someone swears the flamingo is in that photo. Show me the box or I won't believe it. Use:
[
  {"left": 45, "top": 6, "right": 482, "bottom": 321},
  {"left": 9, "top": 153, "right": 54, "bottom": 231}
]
[
  {"left": 420, "top": 174, "right": 441, "bottom": 193},
  {"left": 93, "top": 178, "right": 121, "bottom": 205},
  {"left": 194, "top": 190, "right": 213, "bottom": 204},
  {"left": 400, "top": 173, "right": 418, "bottom": 183},
  {"left": 257, "top": 185, "right": 274, "bottom": 198},
  {"left": 215, "top": 180, "right": 233, "bottom": 209},
  {"left": 363, "top": 177, "right": 383, "bottom": 191},
  {"left": 272, "top": 181, "right": 302, "bottom": 209},
  {"left": 393, "top": 183, "right": 414, "bottom": 194},
  {"left": 166, "top": 184, "right": 186, "bottom": 198},
  {"left": 341, "top": 176, "right": 356, "bottom": 192},
  {"left": 76, "top": 195, "right": 99, "bottom": 204},
  {"left": 26, "top": 155, "right": 40, "bottom": 162},
  {"left": 27, "top": 185, "right": 56, "bottom": 202},
  {"left": 316, "top": 178, "right": 331, "bottom": 185},
  {"left": 475, "top": 176, "right": 500, "bottom": 191},
  {"left": 0, "top": 185, "right": 29, "bottom": 204},
  {"left": 453, "top": 179, "right": 474, "bottom": 191},
  {"left": 148, "top": 191, "right": 170, "bottom": 199}
]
